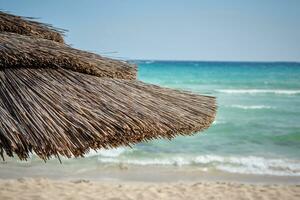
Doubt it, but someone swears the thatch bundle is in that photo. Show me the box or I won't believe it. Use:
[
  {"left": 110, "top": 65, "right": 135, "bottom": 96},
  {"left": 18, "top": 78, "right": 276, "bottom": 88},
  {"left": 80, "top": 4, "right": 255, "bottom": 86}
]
[
  {"left": 0, "top": 12, "right": 216, "bottom": 161},
  {"left": 0, "top": 33, "right": 137, "bottom": 80},
  {"left": 0, "top": 11, "right": 64, "bottom": 43}
]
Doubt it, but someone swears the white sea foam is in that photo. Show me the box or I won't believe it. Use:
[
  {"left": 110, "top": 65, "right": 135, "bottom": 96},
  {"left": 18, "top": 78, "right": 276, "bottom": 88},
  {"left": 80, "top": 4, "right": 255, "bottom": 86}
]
[
  {"left": 214, "top": 156, "right": 300, "bottom": 176},
  {"left": 216, "top": 89, "right": 300, "bottom": 95},
  {"left": 97, "top": 154, "right": 300, "bottom": 176},
  {"left": 85, "top": 148, "right": 127, "bottom": 158},
  {"left": 228, "top": 105, "right": 274, "bottom": 110},
  {"left": 98, "top": 156, "right": 189, "bottom": 166},
  {"left": 212, "top": 120, "right": 227, "bottom": 125},
  {"left": 145, "top": 60, "right": 155, "bottom": 64}
]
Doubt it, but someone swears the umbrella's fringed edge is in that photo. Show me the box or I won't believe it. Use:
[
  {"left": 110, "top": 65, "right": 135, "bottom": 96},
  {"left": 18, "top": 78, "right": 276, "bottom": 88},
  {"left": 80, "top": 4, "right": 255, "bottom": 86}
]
[
  {"left": 0, "top": 11, "right": 65, "bottom": 43},
  {"left": 0, "top": 148, "right": 4, "bottom": 161},
  {"left": 0, "top": 32, "right": 137, "bottom": 80},
  {"left": 0, "top": 67, "right": 216, "bottom": 161}
]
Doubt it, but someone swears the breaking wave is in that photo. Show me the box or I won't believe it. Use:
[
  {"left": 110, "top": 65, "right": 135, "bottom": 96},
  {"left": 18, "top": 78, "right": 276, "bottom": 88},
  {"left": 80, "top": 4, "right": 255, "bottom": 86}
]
[
  {"left": 85, "top": 148, "right": 127, "bottom": 158},
  {"left": 97, "top": 154, "right": 300, "bottom": 176},
  {"left": 216, "top": 89, "right": 300, "bottom": 95},
  {"left": 227, "top": 105, "right": 274, "bottom": 110}
]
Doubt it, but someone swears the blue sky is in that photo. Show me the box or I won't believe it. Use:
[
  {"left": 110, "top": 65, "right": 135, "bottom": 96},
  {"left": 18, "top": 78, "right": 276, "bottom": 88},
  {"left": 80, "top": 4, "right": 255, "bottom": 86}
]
[{"left": 1, "top": 0, "right": 300, "bottom": 61}]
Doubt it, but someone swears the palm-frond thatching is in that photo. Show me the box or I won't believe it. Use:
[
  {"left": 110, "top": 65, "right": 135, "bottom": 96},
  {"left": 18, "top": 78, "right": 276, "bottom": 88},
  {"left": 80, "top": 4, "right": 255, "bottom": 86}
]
[
  {"left": 0, "top": 11, "right": 64, "bottom": 43},
  {"left": 0, "top": 32, "right": 136, "bottom": 80},
  {"left": 0, "top": 12, "right": 216, "bottom": 161}
]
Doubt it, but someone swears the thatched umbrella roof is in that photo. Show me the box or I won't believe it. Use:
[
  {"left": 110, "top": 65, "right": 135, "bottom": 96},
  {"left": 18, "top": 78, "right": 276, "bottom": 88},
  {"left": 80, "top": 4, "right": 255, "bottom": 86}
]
[
  {"left": 0, "top": 67, "right": 216, "bottom": 160},
  {"left": 0, "top": 12, "right": 216, "bottom": 161},
  {"left": 0, "top": 11, "right": 64, "bottom": 43}
]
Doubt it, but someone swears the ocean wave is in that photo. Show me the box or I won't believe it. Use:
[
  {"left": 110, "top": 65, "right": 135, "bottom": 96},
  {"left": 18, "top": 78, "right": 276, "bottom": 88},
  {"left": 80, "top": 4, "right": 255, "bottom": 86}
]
[
  {"left": 216, "top": 89, "right": 300, "bottom": 95},
  {"left": 97, "top": 155, "right": 300, "bottom": 176},
  {"left": 194, "top": 155, "right": 300, "bottom": 176},
  {"left": 227, "top": 105, "right": 274, "bottom": 110},
  {"left": 99, "top": 156, "right": 189, "bottom": 166},
  {"left": 85, "top": 148, "right": 127, "bottom": 158},
  {"left": 212, "top": 120, "right": 227, "bottom": 125},
  {"left": 144, "top": 60, "right": 155, "bottom": 64}
]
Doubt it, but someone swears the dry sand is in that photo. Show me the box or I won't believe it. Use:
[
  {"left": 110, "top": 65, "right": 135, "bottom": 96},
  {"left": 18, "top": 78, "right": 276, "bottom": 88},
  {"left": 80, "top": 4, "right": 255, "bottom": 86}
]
[{"left": 0, "top": 178, "right": 299, "bottom": 200}]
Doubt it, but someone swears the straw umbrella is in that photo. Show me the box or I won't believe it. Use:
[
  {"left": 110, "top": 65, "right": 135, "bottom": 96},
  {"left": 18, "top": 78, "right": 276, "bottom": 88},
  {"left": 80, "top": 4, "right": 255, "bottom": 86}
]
[{"left": 0, "top": 12, "right": 216, "bottom": 161}]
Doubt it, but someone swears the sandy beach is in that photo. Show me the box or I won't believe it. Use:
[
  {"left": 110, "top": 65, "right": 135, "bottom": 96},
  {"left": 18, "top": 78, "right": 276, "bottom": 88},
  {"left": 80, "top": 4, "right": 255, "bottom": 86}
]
[{"left": 0, "top": 178, "right": 299, "bottom": 200}]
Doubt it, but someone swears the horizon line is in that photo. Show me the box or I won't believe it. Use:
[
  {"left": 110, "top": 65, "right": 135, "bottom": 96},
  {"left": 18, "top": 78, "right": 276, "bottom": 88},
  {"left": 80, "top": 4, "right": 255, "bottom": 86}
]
[{"left": 127, "top": 59, "right": 300, "bottom": 64}]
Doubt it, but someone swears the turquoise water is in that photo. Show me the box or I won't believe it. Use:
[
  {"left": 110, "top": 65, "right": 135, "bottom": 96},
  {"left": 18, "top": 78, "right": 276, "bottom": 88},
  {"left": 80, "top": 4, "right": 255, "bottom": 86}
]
[{"left": 95, "top": 61, "right": 300, "bottom": 176}]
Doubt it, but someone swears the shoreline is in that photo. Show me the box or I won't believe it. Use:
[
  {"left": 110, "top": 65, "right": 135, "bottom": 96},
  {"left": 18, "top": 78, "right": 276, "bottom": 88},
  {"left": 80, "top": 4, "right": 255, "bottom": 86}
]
[{"left": 1, "top": 161, "right": 300, "bottom": 184}]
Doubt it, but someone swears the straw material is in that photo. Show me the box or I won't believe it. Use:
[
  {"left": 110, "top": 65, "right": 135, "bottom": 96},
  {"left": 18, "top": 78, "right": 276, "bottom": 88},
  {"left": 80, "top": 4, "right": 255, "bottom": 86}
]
[
  {"left": 0, "top": 67, "right": 216, "bottom": 160},
  {"left": 0, "top": 32, "right": 137, "bottom": 80},
  {"left": 0, "top": 11, "right": 64, "bottom": 43}
]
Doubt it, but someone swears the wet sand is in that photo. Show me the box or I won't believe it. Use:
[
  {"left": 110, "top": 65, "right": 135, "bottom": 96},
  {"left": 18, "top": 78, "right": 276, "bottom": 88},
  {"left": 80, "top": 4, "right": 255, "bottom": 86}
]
[
  {"left": 1, "top": 160, "right": 300, "bottom": 184},
  {"left": 1, "top": 159, "right": 300, "bottom": 200}
]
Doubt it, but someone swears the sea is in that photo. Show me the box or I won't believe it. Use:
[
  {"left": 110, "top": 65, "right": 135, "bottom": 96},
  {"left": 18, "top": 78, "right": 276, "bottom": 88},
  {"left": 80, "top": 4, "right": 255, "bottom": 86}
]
[{"left": 1, "top": 61, "right": 300, "bottom": 179}]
